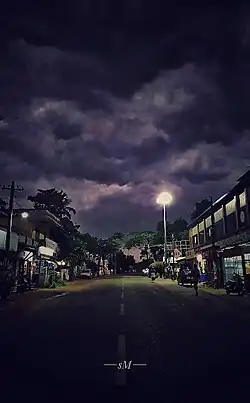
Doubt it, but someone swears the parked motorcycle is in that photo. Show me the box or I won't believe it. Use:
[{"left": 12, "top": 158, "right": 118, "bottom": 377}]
[
  {"left": 225, "top": 273, "right": 245, "bottom": 296},
  {"left": 150, "top": 271, "right": 156, "bottom": 281},
  {"left": 170, "top": 272, "right": 177, "bottom": 281}
]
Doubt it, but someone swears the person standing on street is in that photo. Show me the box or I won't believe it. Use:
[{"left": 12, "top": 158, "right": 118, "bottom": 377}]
[{"left": 192, "top": 263, "right": 200, "bottom": 296}]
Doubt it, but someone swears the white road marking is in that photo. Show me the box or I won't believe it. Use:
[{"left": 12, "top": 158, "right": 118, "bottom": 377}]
[
  {"left": 121, "top": 292, "right": 124, "bottom": 299},
  {"left": 120, "top": 303, "right": 125, "bottom": 315},
  {"left": 45, "top": 292, "right": 69, "bottom": 300},
  {"left": 116, "top": 334, "right": 126, "bottom": 386}
]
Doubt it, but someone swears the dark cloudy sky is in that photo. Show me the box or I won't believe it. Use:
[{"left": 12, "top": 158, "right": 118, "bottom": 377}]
[{"left": 1, "top": 1, "right": 250, "bottom": 237}]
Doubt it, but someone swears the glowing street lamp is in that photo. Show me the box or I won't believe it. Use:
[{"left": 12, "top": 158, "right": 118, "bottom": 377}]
[
  {"left": 21, "top": 211, "right": 29, "bottom": 219},
  {"left": 156, "top": 192, "right": 173, "bottom": 265}
]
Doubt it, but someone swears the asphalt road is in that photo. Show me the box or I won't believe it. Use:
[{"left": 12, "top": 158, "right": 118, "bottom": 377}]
[{"left": 1, "top": 276, "right": 250, "bottom": 402}]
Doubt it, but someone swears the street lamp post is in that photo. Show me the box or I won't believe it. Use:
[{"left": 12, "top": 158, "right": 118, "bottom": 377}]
[
  {"left": 163, "top": 203, "right": 167, "bottom": 264},
  {"left": 156, "top": 192, "right": 173, "bottom": 265}
]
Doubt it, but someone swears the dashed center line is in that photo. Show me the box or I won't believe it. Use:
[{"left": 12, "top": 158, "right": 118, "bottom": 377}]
[
  {"left": 45, "top": 292, "right": 70, "bottom": 300},
  {"left": 120, "top": 303, "right": 125, "bottom": 315}
]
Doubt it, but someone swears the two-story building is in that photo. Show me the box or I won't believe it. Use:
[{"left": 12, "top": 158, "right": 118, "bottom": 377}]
[
  {"left": 0, "top": 208, "right": 70, "bottom": 287},
  {"left": 187, "top": 170, "right": 250, "bottom": 288}
]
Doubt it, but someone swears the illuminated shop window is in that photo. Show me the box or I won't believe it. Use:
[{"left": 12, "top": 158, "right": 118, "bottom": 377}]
[
  {"left": 226, "top": 197, "right": 236, "bottom": 215},
  {"left": 214, "top": 208, "right": 223, "bottom": 223},
  {"left": 192, "top": 225, "right": 198, "bottom": 235},
  {"left": 224, "top": 256, "right": 243, "bottom": 282},
  {"left": 205, "top": 216, "right": 211, "bottom": 227},
  {"left": 239, "top": 191, "right": 246, "bottom": 207},
  {"left": 198, "top": 221, "right": 204, "bottom": 231},
  {"left": 245, "top": 254, "right": 250, "bottom": 275}
]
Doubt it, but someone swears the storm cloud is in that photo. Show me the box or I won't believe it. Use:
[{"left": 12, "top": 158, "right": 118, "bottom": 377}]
[{"left": 0, "top": 2, "right": 250, "bottom": 236}]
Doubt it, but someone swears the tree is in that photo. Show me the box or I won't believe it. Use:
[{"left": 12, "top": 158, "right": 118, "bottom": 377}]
[
  {"left": 125, "top": 231, "right": 155, "bottom": 260},
  {"left": 61, "top": 217, "right": 80, "bottom": 236},
  {"left": 191, "top": 199, "right": 211, "bottom": 221},
  {"left": 112, "top": 232, "right": 124, "bottom": 242},
  {"left": 27, "top": 188, "right": 76, "bottom": 220},
  {"left": 66, "top": 234, "right": 88, "bottom": 267},
  {"left": 156, "top": 217, "right": 188, "bottom": 241},
  {"left": 170, "top": 217, "right": 189, "bottom": 240},
  {"left": 125, "top": 231, "right": 155, "bottom": 248}
]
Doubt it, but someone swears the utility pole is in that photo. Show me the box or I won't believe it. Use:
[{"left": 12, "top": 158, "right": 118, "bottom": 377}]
[
  {"left": 1, "top": 181, "right": 24, "bottom": 268},
  {"left": 210, "top": 196, "right": 217, "bottom": 286},
  {"left": 163, "top": 203, "right": 167, "bottom": 265},
  {"left": 172, "top": 233, "right": 175, "bottom": 267}
]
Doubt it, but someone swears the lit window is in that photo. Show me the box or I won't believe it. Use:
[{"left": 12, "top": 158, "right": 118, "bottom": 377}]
[
  {"left": 239, "top": 191, "right": 246, "bottom": 207},
  {"left": 198, "top": 221, "right": 204, "bottom": 231},
  {"left": 214, "top": 207, "right": 223, "bottom": 223},
  {"left": 226, "top": 197, "right": 236, "bottom": 215},
  {"left": 205, "top": 216, "right": 211, "bottom": 227},
  {"left": 192, "top": 225, "right": 198, "bottom": 235}
]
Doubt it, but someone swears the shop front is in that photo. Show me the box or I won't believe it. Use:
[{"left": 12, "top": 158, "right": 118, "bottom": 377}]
[
  {"left": 37, "top": 239, "right": 59, "bottom": 287},
  {"left": 200, "top": 246, "right": 223, "bottom": 287},
  {"left": 222, "top": 250, "right": 244, "bottom": 283},
  {"left": 216, "top": 231, "right": 250, "bottom": 289},
  {"left": 17, "top": 235, "right": 39, "bottom": 286},
  {"left": 219, "top": 245, "right": 250, "bottom": 290}
]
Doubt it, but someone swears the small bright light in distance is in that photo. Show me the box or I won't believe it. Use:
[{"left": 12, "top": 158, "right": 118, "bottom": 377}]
[
  {"left": 21, "top": 212, "right": 29, "bottom": 219},
  {"left": 156, "top": 192, "right": 173, "bottom": 206}
]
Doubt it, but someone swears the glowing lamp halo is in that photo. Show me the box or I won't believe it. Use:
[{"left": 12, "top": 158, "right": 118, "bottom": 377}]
[{"left": 156, "top": 191, "right": 173, "bottom": 206}]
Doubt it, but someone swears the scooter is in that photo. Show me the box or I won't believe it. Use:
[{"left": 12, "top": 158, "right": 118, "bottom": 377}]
[
  {"left": 151, "top": 271, "right": 156, "bottom": 281},
  {"left": 225, "top": 273, "right": 246, "bottom": 296}
]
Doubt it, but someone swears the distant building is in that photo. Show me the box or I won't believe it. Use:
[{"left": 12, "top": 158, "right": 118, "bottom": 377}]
[{"left": 122, "top": 247, "right": 141, "bottom": 263}]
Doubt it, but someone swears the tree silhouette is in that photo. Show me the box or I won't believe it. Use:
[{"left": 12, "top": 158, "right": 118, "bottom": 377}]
[
  {"left": 28, "top": 188, "right": 76, "bottom": 219},
  {"left": 191, "top": 199, "right": 211, "bottom": 221}
]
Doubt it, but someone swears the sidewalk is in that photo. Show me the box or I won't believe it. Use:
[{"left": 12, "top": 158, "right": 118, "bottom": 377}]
[
  {"left": 158, "top": 278, "right": 250, "bottom": 298},
  {"left": 199, "top": 284, "right": 226, "bottom": 296},
  {"left": 199, "top": 284, "right": 250, "bottom": 297},
  {"left": 0, "top": 279, "right": 96, "bottom": 319}
]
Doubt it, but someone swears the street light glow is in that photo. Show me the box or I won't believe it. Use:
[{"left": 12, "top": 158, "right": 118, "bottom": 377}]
[
  {"left": 21, "top": 212, "right": 29, "bottom": 219},
  {"left": 156, "top": 192, "right": 173, "bottom": 206}
]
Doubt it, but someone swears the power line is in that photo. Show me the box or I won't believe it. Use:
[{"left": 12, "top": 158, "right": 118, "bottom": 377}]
[{"left": 1, "top": 181, "right": 24, "bottom": 256}]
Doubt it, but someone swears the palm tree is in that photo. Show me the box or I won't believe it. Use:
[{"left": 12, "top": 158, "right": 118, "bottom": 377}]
[{"left": 28, "top": 188, "right": 76, "bottom": 220}]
